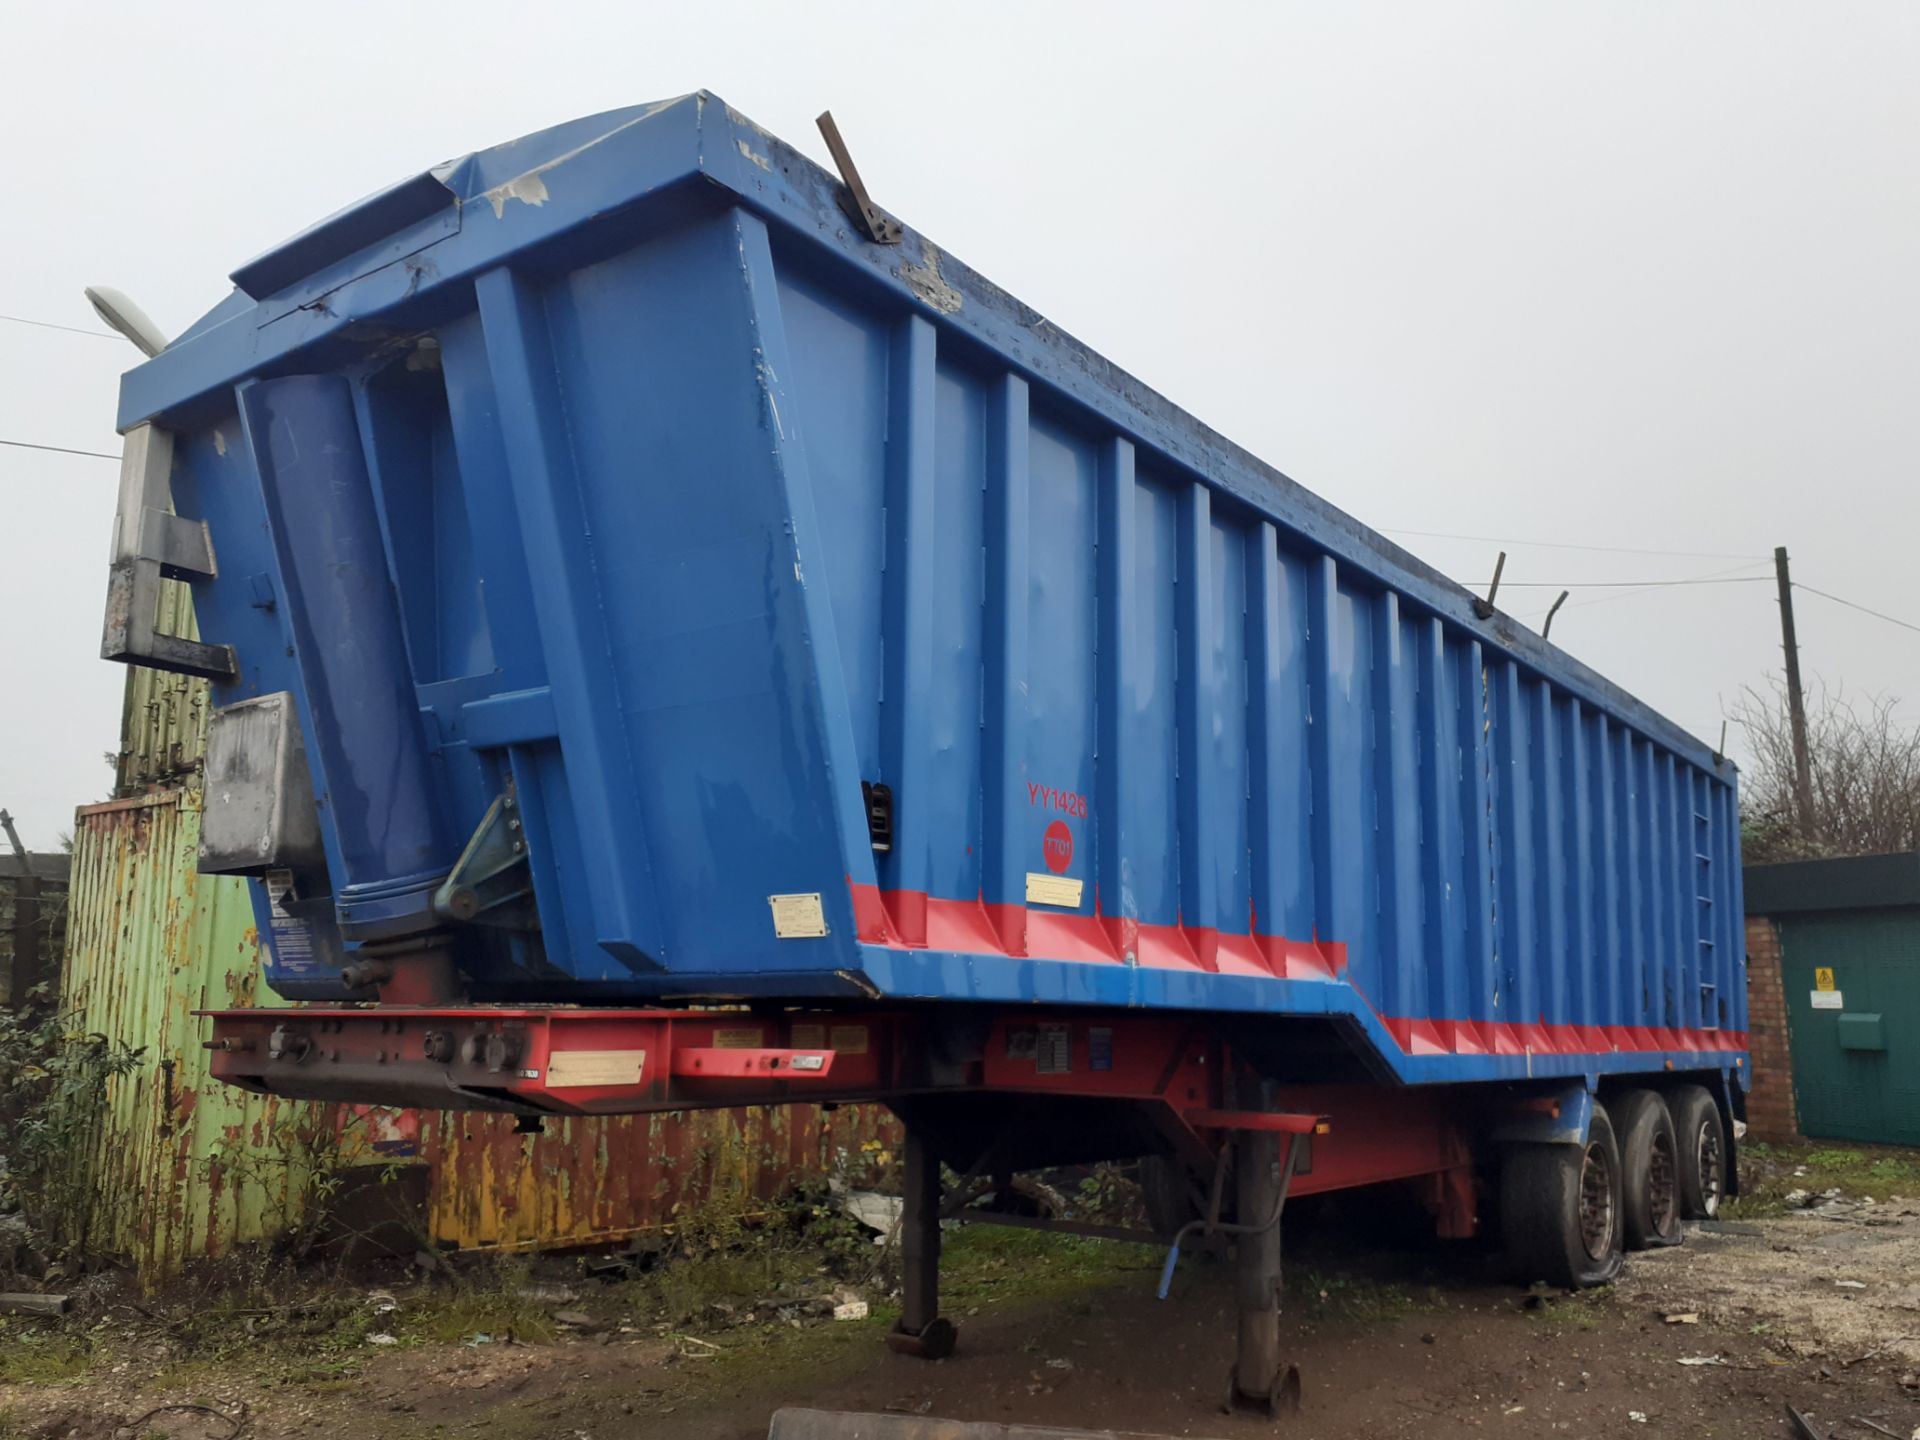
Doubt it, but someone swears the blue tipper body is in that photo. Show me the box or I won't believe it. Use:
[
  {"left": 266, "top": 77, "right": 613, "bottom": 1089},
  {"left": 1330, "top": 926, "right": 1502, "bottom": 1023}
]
[{"left": 120, "top": 94, "right": 1748, "bottom": 1093}]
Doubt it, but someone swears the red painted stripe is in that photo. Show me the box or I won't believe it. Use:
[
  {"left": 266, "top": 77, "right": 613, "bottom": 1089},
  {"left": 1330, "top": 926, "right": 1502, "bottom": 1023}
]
[{"left": 847, "top": 880, "right": 1744, "bottom": 1059}]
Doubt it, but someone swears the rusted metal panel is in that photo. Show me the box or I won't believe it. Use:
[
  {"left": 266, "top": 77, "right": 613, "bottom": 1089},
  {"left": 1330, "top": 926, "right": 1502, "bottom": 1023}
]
[
  {"left": 64, "top": 787, "right": 900, "bottom": 1271},
  {"left": 62, "top": 788, "right": 331, "bottom": 1276},
  {"left": 116, "top": 580, "right": 210, "bottom": 793},
  {"left": 422, "top": 1104, "right": 896, "bottom": 1252}
]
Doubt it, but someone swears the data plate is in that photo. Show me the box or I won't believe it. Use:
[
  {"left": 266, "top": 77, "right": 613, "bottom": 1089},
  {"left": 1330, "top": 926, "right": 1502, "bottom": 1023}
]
[
  {"left": 1025, "top": 873, "right": 1084, "bottom": 908},
  {"left": 769, "top": 892, "right": 828, "bottom": 937},
  {"left": 546, "top": 1049, "right": 645, "bottom": 1088}
]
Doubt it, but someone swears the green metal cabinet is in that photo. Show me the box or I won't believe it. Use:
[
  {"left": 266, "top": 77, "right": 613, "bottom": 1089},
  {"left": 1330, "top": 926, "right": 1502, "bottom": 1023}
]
[{"left": 1778, "top": 911, "right": 1920, "bottom": 1147}]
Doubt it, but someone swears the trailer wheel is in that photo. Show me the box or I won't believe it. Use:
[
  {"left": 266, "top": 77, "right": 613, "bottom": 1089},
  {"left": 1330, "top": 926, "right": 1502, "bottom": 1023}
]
[
  {"left": 1139, "top": 1155, "right": 1204, "bottom": 1235},
  {"left": 1668, "top": 1085, "right": 1726, "bottom": 1219},
  {"left": 1501, "top": 1102, "right": 1624, "bottom": 1288},
  {"left": 1613, "top": 1090, "right": 1682, "bottom": 1249}
]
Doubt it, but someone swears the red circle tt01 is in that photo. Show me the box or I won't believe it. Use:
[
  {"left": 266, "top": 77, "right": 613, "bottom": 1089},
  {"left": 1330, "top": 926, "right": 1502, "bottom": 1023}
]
[{"left": 1043, "top": 819, "right": 1074, "bottom": 874}]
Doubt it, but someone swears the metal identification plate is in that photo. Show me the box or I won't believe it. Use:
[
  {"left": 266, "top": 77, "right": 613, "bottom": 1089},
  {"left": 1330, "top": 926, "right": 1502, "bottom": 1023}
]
[
  {"left": 1811, "top": 990, "right": 1843, "bottom": 1010},
  {"left": 546, "top": 1049, "right": 645, "bottom": 1088},
  {"left": 1026, "top": 872, "right": 1084, "bottom": 908},
  {"left": 769, "top": 892, "right": 828, "bottom": 938},
  {"left": 1036, "top": 1024, "right": 1071, "bottom": 1075}
]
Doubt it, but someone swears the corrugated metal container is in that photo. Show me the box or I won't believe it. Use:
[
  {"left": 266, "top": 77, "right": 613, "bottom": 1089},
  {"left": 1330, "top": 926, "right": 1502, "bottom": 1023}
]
[
  {"left": 424, "top": 1105, "right": 891, "bottom": 1252},
  {"left": 117, "top": 580, "right": 209, "bottom": 793},
  {"left": 65, "top": 790, "right": 894, "bottom": 1272},
  {"left": 63, "top": 789, "right": 317, "bottom": 1273},
  {"left": 118, "top": 93, "right": 1743, "bottom": 1087}
]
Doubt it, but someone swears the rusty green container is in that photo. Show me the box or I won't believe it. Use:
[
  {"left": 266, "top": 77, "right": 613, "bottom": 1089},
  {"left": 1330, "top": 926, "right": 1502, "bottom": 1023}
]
[
  {"left": 67, "top": 651, "right": 897, "bottom": 1275},
  {"left": 62, "top": 787, "right": 331, "bottom": 1274}
]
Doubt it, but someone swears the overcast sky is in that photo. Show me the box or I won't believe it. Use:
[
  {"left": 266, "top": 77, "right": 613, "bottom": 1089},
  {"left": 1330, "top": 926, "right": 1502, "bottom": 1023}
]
[{"left": 2, "top": 3, "right": 1917, "bottom": 850}]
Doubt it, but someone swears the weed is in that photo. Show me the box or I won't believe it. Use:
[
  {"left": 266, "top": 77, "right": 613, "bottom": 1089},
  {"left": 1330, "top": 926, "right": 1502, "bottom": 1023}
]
[
  {"left": 0, "top": 1003, "right": 143, "bottom": 1271},
  {"left": 1803, "top": 1147, "right": 1867, "bottom": 1169},
  {"left": 205, "top": 1110, "right": 421, "bottom": 1264},
  {"left": 1721, "top": 1139, "right": 1920, "bottom": 1219},
  {"left": 1069, "top": 1163, "right": 1147, "bottom": 1227},
  {"left": 940, "top": 1225, "right": 1151, "bottom": 1312},
  {"left": 0, "top": 1324, "right": 93, "bottom": 1385},
  {"left": 397, "top": 1263, "right": 555, "bottom": 1346},
  {"left": 1296, "top": 1269, "right": 1430, "bottom": 1324}
]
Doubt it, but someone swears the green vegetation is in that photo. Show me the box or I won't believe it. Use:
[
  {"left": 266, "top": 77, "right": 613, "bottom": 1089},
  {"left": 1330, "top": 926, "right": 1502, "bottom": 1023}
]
[
  {"left": 941, "top": 1225, "right": 1155, "bottom": 1311},
  {"left": 0, "top": 1325, "right": 93, "bottom": 1385},
  {"left": 0, "top": 1001, "right": 144, "bottom": 1270},
  {"left": 1515, "top": 1284, "right": 1611, "bottom": 1332},
  {"left": 1294, "top": 1269, "right": 1438, "bottom": 1325},
  {"left": 1722, "top": 1139, "right": 1920, "bottom": 1219}
]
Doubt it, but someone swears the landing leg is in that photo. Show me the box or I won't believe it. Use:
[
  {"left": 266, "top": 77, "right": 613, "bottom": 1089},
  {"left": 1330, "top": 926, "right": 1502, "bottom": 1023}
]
[
  {"left": 886, "top": 1126, "right": 957, "bottom": 1359},
  {"left": 1228, "top": 1129, "right": 1301, "bottom": 1416}
]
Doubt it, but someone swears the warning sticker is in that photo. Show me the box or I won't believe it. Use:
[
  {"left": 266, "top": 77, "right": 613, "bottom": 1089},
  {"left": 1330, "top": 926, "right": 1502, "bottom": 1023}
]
[
  {"left": 265, "top": 869, "right": 319, "bottom": 974},
  {"left": 1036, "top": 1025, "right": 1071, "bottom": 1075},
  {"left": 1026, "top": 872, "right": 1084, "bottom": 908},
  {"left": 547, "top": 1050, "right": 645, "bottom": 1088},
  {"left": 769, "top": 893, "right": 828, "bottom": 938},
  {"left": 713, "top": 1027, "right": 765, "bottom": 1049},
  {"left": 1815, "top": 966, "right": 1837, "bottom": 991}
]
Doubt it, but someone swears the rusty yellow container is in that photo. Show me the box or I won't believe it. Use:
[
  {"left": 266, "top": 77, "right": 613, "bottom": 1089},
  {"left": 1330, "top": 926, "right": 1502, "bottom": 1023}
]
[{"left": 423, "top": 1105, "right": 893, "bottom": 1253}]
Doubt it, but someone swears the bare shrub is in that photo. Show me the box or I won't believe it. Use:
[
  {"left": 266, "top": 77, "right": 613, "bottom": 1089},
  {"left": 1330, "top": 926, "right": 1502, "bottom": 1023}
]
[{"left": 1733, "top": 678, "right": 1920, "bottom": 863}]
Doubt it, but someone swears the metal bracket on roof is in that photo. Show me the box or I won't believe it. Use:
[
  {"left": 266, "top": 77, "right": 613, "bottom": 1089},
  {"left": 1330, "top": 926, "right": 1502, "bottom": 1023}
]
[
  {"left": 816, "top": 111, "right": 902, "bottom": 245},
  {"left": 101, "top": 424, "right": 237, "bottom": 681},
  {"left": 1472, "top": 550, "right": 1507, "bottom": 621}
]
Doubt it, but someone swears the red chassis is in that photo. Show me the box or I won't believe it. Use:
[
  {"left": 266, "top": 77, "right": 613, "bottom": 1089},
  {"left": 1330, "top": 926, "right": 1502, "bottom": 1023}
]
[
  {"left": 203, "top": 1004, "right": 1475, "bottom": 1223},
  {"left": 207, "top": 1001, "right": 1495, "bottom": 1411}
]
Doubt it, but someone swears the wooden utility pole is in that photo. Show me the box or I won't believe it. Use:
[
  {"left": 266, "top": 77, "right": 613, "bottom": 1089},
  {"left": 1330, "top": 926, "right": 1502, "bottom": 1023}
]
[{"left": 1774, "top": 546, "right": 1816, "bottom": 837}]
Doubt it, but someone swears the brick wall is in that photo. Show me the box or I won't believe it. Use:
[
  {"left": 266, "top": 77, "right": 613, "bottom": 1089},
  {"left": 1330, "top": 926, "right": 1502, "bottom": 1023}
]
[{"left": 1743, "top": 915, "right": 1800, "bottom": 1141}]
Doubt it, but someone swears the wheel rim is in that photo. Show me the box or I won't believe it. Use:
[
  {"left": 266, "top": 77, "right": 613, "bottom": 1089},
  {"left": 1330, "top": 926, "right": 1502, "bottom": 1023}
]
[
  {"left": 1695, "top": 1120, "right": 1722, "bottom": 1216},
  {"left": 1647, "top": 1130, "right": 1678, "bottom": 1235},
  {"left": 1579, "top": 1140, "right": 1617, "bottom": 1261}
]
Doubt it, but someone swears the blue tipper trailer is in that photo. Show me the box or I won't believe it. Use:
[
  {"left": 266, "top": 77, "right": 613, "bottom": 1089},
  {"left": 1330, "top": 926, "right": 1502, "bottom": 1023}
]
[{"left": 101, "top": 94, "right": 1746, "bottom": 1406}]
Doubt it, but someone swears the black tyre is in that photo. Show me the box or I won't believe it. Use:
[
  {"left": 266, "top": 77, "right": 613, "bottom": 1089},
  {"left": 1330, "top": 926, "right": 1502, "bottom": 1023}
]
[
  {"left": 1614, "top": 1089, "right": 1682, "bottom": 1249},
  {"left": 1501, "top": 1102, "right": 1625, "bottom": 1289},
  {"left": 1668, "top": 1085, "right": 1727, "bottom": 1220},
  {"left": 1138, "top": 1154, "right": 1204, "bottom": 1235}
]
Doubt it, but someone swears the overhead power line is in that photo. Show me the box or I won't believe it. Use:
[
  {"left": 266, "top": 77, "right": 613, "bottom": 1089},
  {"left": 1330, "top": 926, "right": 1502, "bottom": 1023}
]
[
  {"left": 1794, "top": 582, "right": 1920, "bottom": 637},
  {"left": 1389, "top": 526, "right": 1764, "bottom": 562},
  {"left": 1517, "top": 560, "right": 1774, "bottom": 623},
  {"left": 0, "top": 437, "right": 119, "bottom": 461},
  {"left": 1466, "top": 575, "right": 1773, "bottom": 590},
  {"left": 0, "top": 312, "right": 118, "bottom": 341}
]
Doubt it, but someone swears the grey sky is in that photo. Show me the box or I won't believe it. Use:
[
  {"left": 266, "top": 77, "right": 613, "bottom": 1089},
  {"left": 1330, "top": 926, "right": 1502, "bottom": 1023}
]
[{"left": 2, "top": 3, "right": 1916, "bottom": 850}]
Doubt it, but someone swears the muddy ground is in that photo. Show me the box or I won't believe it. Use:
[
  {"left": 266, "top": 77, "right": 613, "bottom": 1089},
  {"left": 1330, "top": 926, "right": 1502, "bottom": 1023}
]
[{"left": 4, "top": 1142, "right": 1919, "bottom": 1440}]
